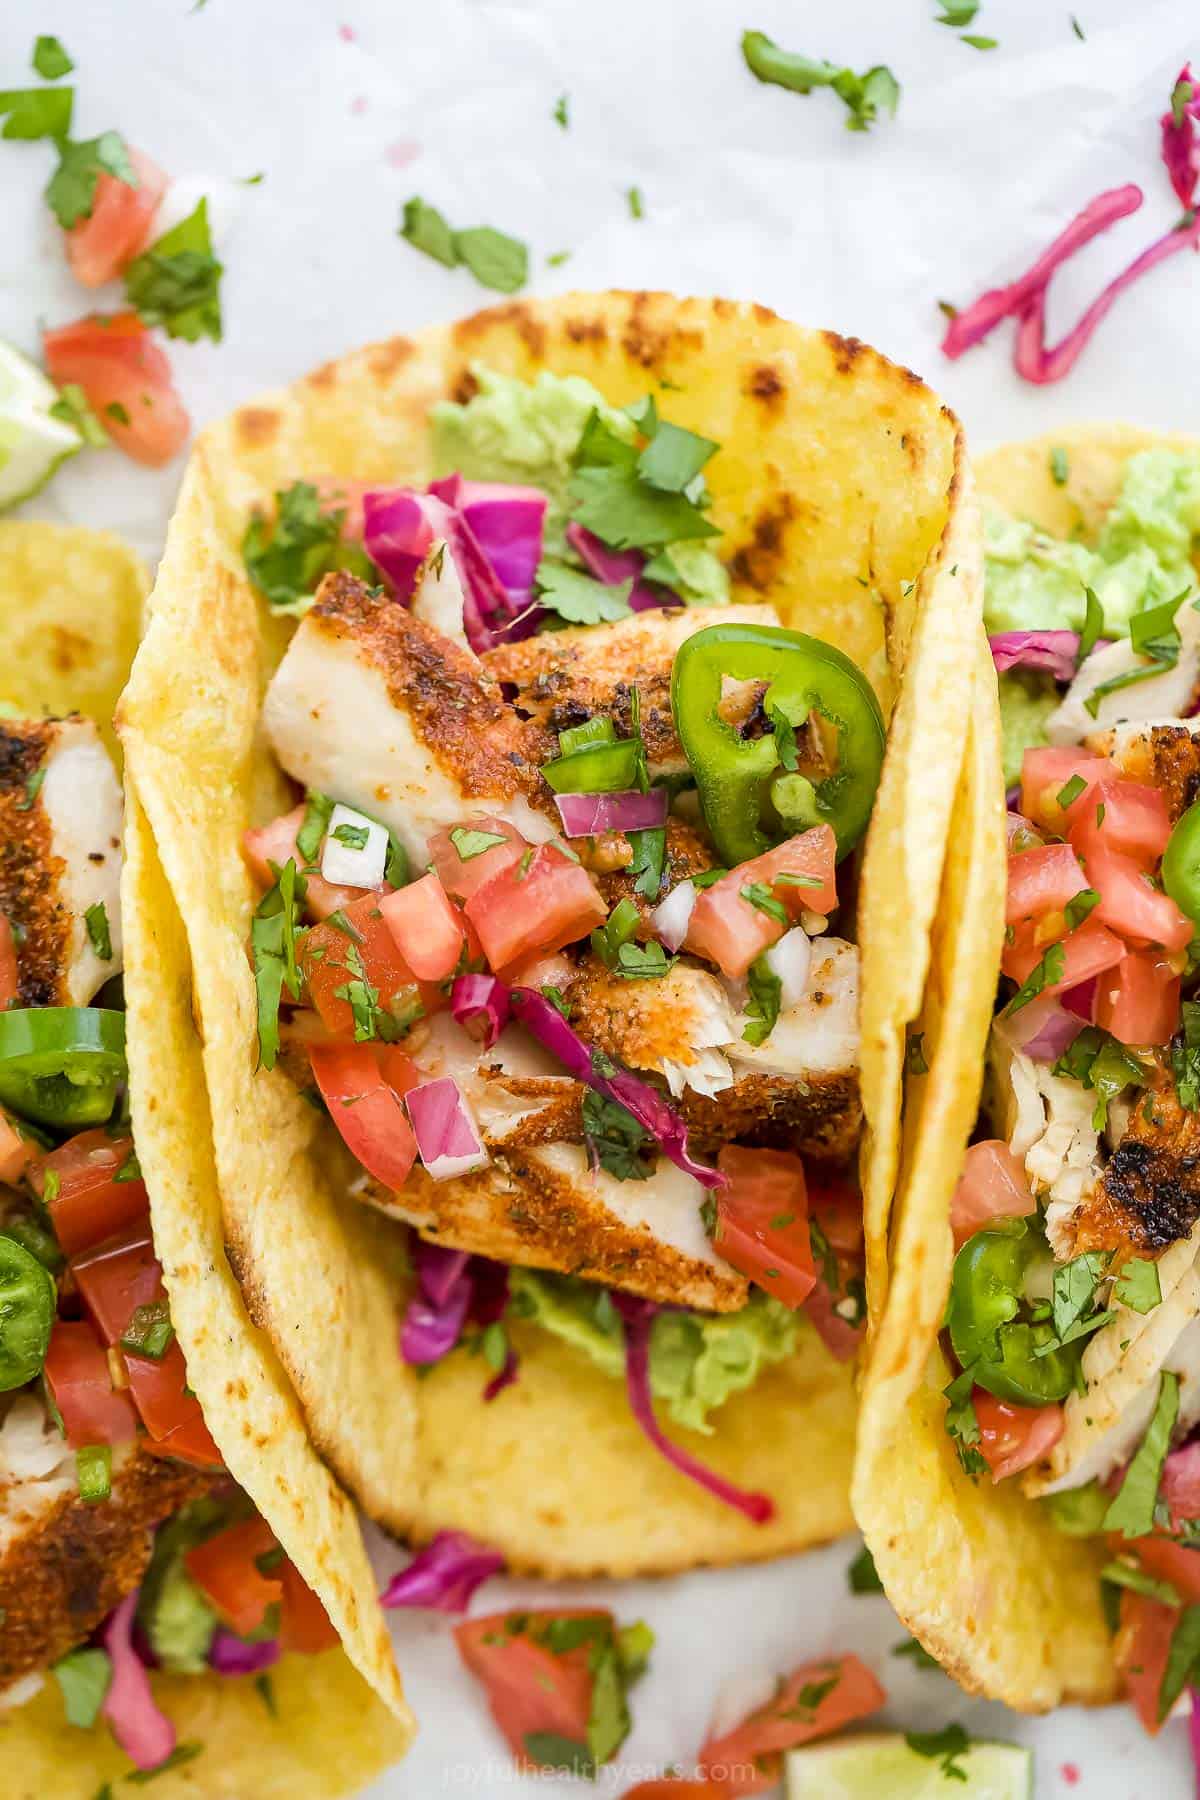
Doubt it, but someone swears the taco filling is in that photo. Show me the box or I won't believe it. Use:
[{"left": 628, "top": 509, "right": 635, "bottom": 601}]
[
  {"left": 0, "top": 705, "right": 339, "bottom": 1769},
  {"left": 945, "top": 443, "right": 1200, "bottom": 1729},
  {"left": 239, "top": 365, "right": 887, "bottom": 1516}
]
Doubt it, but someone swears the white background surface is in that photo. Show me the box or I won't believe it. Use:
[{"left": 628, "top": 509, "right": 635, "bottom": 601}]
[{"left": 2, "top": 0, "right": 1198, "bottom": 1791}]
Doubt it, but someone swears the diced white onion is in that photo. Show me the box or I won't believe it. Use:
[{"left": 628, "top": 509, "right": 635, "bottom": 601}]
[
  {"left": 651, "top": 880, "right": 697, "bottom": 952},
  {"left": 764, "top": 926, "right": 812, "bottom": 1009},
  {"left": 321, "top": 802, "right": 389, "bottom": 888}
]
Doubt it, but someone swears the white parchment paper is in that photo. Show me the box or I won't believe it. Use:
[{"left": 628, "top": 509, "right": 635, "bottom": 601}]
[{"left": 1, "top": 0, "right": 1197, "bottom": 1790}]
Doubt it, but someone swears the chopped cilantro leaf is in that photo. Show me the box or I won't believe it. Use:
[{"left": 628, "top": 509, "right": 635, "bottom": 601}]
[
  {"left": 1100, "top": 1556, "right": 1180, "bottom": 1606},
  {"left": 46, "top": 131, "right": 135, "bottom": 229},
  {"left": 84, "top": 901, "right": 113, "bottom": 961},
  {"left": 847, "top": 1543, "right": 883, "bottom": 1593},
  {"left": 567, "top": 409, "right": 720, "bottom": 553},
  {"left": 331, "top": 821, "right": 369, "bottom": 851},
  {"left": 124, "top": 197, "right": 223, "bottom": 342},
  {"left": 943, "top": 1364, "right": 986, "bottom": 1476},
  {"left": 553, "top": 93, "right": 569, "bottom": 128},
  {"left": 1084, "top": 591, "right": 1190, "bottom": 718},
  {"left": 591, "top": 898, "right": 641, "bottom": 968},
  {"left": 615, "top": 939, "right": 674, "bottom": 979},
  {"left": 1050, "top": 445, "right": 1070, "bottom": 485},
  {"left": 582, "top": 1088, "right": 653, "bottom": 1181},
  {"left": 1063, "top": 887, "right": 1100, "bottom": 930},
  {"left": 1050, "top": 1250, "right": 1109, "bottom": 1346},
  {"left": 740, "top": 30, "right": 899, "bottom": 132},
  {"left": 1057, "top": 773, "right": 1087, "bottom": 808},
  {"left": 961, "top": 34, "right": 998, "bottom": 48},
  {"left": 399, "top": 196, "right": 457, "bottom": 267},
  {"left": 935, "top": 0, "right": 979, "bottom": 21},
  {"left": 626, "top": 185, "right": 644, "bottom": 219},
  {"left": 1004, "top": 940, "right": 1065, "bottom": 1015},
  {"left": 637, "top": 419, "right": 718, "bottom": 494},
  {"left": 16, "top": 765, "right": 45, "bottom": 812},
  {"left": 454, "top": 226, "right": 528, "bottom": 294},
  {"left": 905, "top": 1723, "right": 970, "bottom": 1781},
  {"left": 741, "top": 881, "right": 788, "bottom": 927},
  {"left": 242, "top": 479, "right": 372, "bottom": 613},
  {"left": 743, "top": 953, "right": 782, "bottom": 1045},
  {"left": 0, "top": 84, "right": 73, "bottom": 140},
  {"left": 628, "top": 825, "right": 666, "bottom": 900},
  {"left": 120, "top": 1297, "right": 175, "bottom": 1360},
  {"left": 33, "top": 36, "right": 74, "bottom": 79},
  {"left": 1104, "top": 1369, "right": 1179, "bottom": 1538},
  {"left": 1159, "top": 1605, "right": 1200, "bottom": 1722},
  {"left": 52, "top": 1646, "right": 111, "bottom": 1726},
  {"left": 535, "top": 558, "right": 632, "bottom": 624},
  {"left": 1071, "top": 13, "right": 1086, "bottom": 38},
  {"left": 250, "top": 859, "right": 304, "bottom": 1070},
  {"left": 893, "top": 1636, "right": 941, "bottom": 1669},
  {"left": 523, "top": 1732, "right": 593, "bottom": 1775},
  {"left": 1174, "top": 1000, "right": 1200, "bottom": 1110},
  {"left": 1078, "top": 585, "right": 1104, "bottom": 664},
  {"left": 1114, "top": 1257, "right": 1162, "bottom": 1315},
  {"left": 450, "top": 825, "right": 509, "bottom": 861},
  {"left": 296, "top": 790, "right": 334, "bottom": 865}
]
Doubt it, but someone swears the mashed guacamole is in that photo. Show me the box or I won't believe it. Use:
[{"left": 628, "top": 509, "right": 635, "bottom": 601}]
[{"left": 987, "top": 448, "right": 1200, "bottom": 783}]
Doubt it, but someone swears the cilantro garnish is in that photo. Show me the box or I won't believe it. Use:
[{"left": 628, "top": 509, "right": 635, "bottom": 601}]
[
  {"left": 1084, "top": 592, "right": 1193, "bottom": 718},
  {"left": 52, "top": 1646, "right": 111, "bottom": 1727},
  {"left": 1099, "top": 1556, "right": 1180, "bottom": 1607},
  {"left": 399, "top": 196, "right": 528, "bottom": 293},
  {"left": 84, "top": 900, "right": 113, "bottom": 961},
  {"left": 740, "top": 30, "right": 900, "bottom": 132},
  {"left": 566, "top": 408, "right": 720, "bottom": 553},
  {"left": 846, "top": 1543, "right": 883, "bottom": 1593},
  {"left": 1049, "top": 445, "right": 1069, "bottom": 485},
  {"left": 905, "top": 1723, "right": 971, "bottom": 1781},
  {"left": 296, "top": 790, "right": 334, "bottom": 865},
  {"left": 16, "top": 764, "right": 45, "bottom": 811},
  {"left": 626, "top": 185, "right": 644, "bottom": 219},
  {"left": 935, "top": 0, "right": 978, "bottom": 20},
  {"left": 809, "top": 1215, "right": 839, "bottom": 1290},
  {"left": 534, "top": 559, "right": 633, "bottom": 624},
  {"left": 614, "top": 940, "right": 674, "bottom": 980},
  {"left": 961, "top": 34, "right": 998, "bottom": 49},
  {"left": 541, "top": 984, "right": 572, "bottom": 1019},
  {"left": 893, "top": 1636, "right": 941, "bottom": 1669},
  {"left": 114, "top": 1145, "right": 142, "bottom": 1184},
  {"left": 517, "top": 1612, "right": 650, "bottom": 1774},
  {"left": 250, "top": 858, "right": 304, "bottom": 1070},
  {"left": 1173, "top": 1000, "right": 1200, "bottom": 1110},
  {"left": 628, "top": 826, "right": 666, "bottom": 900},
  {"left": 1047, "top": 1250, "right": 1111, "bottom": 1351},
  {"left": 1063, "top": 887, "right": 1100, "bottom": 930},
  {"left": 0, "top": 84, "right": 73, "bottom": 140},
  {"left": 942, "top": 1365, "right": 986, "bottom": 1476},
  {"left": 743, "top": 953, "right": 782, "bottom": 1045},
  {"left": 46, "top": 131, "right": 136, "bottom": 228},
  {"left": 448, "top": 825, "right": 508, "bottom": 862},
  {"left": 741, "top": 881, "right": 789, "bottom": 928},
  {"left": 33, "top": 36, "right": 74, "bottom": 79},
  {"left": 242, "top": 479, "right": 372, "bottom": 613},
  {"left": 331, "top": 821, "right": 369, "bottom": 851},
  {"left": 1057, "top": 773, "right": 1087, "bottom": 808},
  {"left": 591, "top": 897, "right": 641, "bottom": 968},
  {"left": 124, "top": 198, "right": 223, "bottom": 342},
  {"left": 1103, "top": 1369, "right": 1179, "bottom": 1537},
  {"left": 637, "top": 417, "right": 717, "bottom": 493},
  {"left": 1004, "top": 940, "right": 1065, "bottom": 1015},
  {"left": 1114, "top": 1258, "right": 1162, "bottom": 1315},
  {"left": 582, "top": 1087, "right": 654, "bottom": 1181},
  {"left": 127, "top": 1743, "right": 204, "bottom": 1783},
  {"left": 553, "top": 93, "right": 569, "bottom": 128},
  {"left": 1071, "top": 14, "right": 1086, "bottom": 38},
  {"left": 906, "top": 1031, "right": 929, "bottom": 1075},
  {"left": 1158, "top": 1605, "right": 1200, "bottom": 1722},
  {"left": 1052, "top": 1027, "right": 1144, "bottom": 1129},
  {"left": 120, "top": 1298, "right": 175, "bottom": 1360}
]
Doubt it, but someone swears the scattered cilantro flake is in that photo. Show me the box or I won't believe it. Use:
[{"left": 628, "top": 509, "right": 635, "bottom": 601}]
[
  {"left": 128, "top": 1743, "right": 203, "bottom": 1783},
  {"left": 33, "top": 36, "right": 74, "bottom": 79},
  {"left": 567, "top": 408, "right": 720, "bottom": 552},
  {"left": 582, "top": 1087, "right": 653, "bottom": 1182},
  {"left": 626, "top": 185, "right": 644, "bottom": 219},
  {"left": 770, "top": 703, "right": 800, "bottom": 772},
  {"left": 1049, "top": 1250, "right": 1109, "bottom": 1349},
  {"left": 740, "top": 30, "right": 899, "bottom": 132},
  {"left": 46, "top": 131, "right": 136, "bottom": 229},
  {"left": 615, "top": 939, "right": 674, "bottom": 980},
  {"left": 961, "top": 34, "right": 998, "bottom": 49},
  {"left": 84, "top": 901, "right": 113, "bottom": 961},
  {"left": 1063, "top": 887, "right": 1100, "bottom": 931},
  {"left": 124, "top": 198, "right": 224, "bottom": 342},
  {"left": 523, "top": 1733, "right": 593, "bottom": 1775},
  {"left": 1159, "top": 1605, "right": 1200, "bottom": 1722},
  {"left": 250, "top": 859, "right": 304, "bottom": 1070},
  {"left": 1114, "top": 1257, "right": 1162, "bottom": 1315},
  {"left": 1071, "top": 14, "right": 1086, "bottom": 39},
  {"left": 935, "top": 0, "right": 979, "bottom": 23},
  {"left": 637, "top": 419, "right": 718, "bottom": 494},
  {"left": 1056, "top": 773, "right": 1087, "bottom": 808},
  {"left": 52, "top": 1646, "right": 111, "bottom": 1726},
  {"left": 331, "top": 821, "right": 369, "bottom": 851},
  {"left": 1078, "top": 585, "right": 1104, "bottom": 664},
  {"left": 16, "top": 765, "right": 45, "bottom": 812},
  {"left": 847, "top": 1543, "right": 883, "bottom": 1593},
  {"left": 1084, "top": 590, "right": 1189, "bottom": 719},
  {"left": 454, "top": 225, "right": 528, "bottom": 294},
  {"left": 906, "top": 1031, "right": 929, "bottom": 1075},
  {"left": 553, "top": 93, "right": 569, "bottom": 128},
  {"left": 450, "top": 825, "right": 509, "bottom": 862},
  {"left": 535, "top": 559, "right": 633, "bottom": 624},
  {"left": 1173, "top": 999, "right": 1200, "bottom": 1110},
  {"left": 743, "top": 954, "right": 782, "bottom": 1045},
  {"left": 242, "top": 479, "right": 372, "bottom": 613},
  {"left": 628, "top": 826, "right": 666, "bottom": 900},
  {"left": 1104, "top": 1369, "right": 1179, "bottom": 1537},
  {"left": 0, "top": 84, "right": 73, "bottom": 140},
  {"left": 809, "top": 1216, "right": 838, "bottom": 1290},
  {"left": 893, "top": 1636, "right": 941, "bottom": 1669},
  {"left": 49, "top": 383, "right": 108, "bottom": 446},
  {"left": 942, "top": 1365, "right": 986, "bottom": 1476},
  {"left": 1004, "top": 940, "right": 1065, "bottom": 1015},
  {"left": 1053, "top": 1027, "right": 1145, "bottom": 1130},
  {"left": 541, "top": 984, "right": 572, "bottom": 1020},
  {"left": 296, "top": 790, "right": 334, "bottom": 865},
  {"left": 741, "top": 881, "right": 789, "bottom": 927},
  {"left": 399, "top": 195, "right": 457, "bottom": 267},
  {"left": 905, "top": 1723, "right": 971, "bottom": 1781},
  {"left": 121, "top": 1297, "right": 175, "bottom": 1360},
  {"left": 546, "top": 249, "right": 572, "bottom": 267},
  {"left": 1050, "top": 446, "right": 1070, "bottom": 485}
]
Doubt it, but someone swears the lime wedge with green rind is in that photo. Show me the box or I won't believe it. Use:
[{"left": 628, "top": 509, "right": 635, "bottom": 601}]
[
  {"left": 786, "top": 1732, "right": 1032, "bottom": 1799},
  {"left": 0, "top": 339, "right": 83, "bottom": 510}
]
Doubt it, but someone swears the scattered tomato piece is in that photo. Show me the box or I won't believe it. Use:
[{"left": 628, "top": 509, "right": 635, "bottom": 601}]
[
  {"left": 714, "top": 1146, "right": 815, "bottom": 1308},
  {"left": 186, "top": 1518, "right": 281, "bottom": 1636},
  {"left": 1116, "top": 1590, "right": 1175, "bottom": 1736},
  {"left": 44, "top": 1319, "right": 138, "bottom": 1447},
  {"left": 698, "top": 1653, "right": 886, "bottom": 1793},
  {"left": 1095, "top": 948, "right": 1180, "bottom": 1046},
  {"left": 34, "top": 1130, "right": 149, "bottom": 1258},
  {"left": 64, "top": 147, "right": 167, "bottom": 287},
  {"left": 278, "top": 1558, "right": 340, "bottom": 1653},
  {"left": 381, "top": 873, "right": 466, "bottom": 981},
  {"left": 974, "top": 1391, "right": 1063, "bottom": 1481},
  {"left": 466, "top": 844, "right": 606, "bottom": 971},
  {"left": 308, "top": 1041, "right": 418, "bottom": 1191},
  {"left": 242, "top": 805, "right": 364, "bottom": 919},
  {"left": 950, "top": 1140, "right": 1037, "bottom": 1249},
  {"left": 686, "top": 828, "right": 836, "bottom": 979},
  {"left": 43, "top": 312, "right": 189, "bottom": 467}
]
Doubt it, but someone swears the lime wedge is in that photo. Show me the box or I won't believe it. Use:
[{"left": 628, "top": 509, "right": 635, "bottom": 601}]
[
  {"left": 0, "top": 339, "right": 83, "bottom": 510},
  {"left": 786, "top": 1733, "right": 1032, "bottom": 1799}
]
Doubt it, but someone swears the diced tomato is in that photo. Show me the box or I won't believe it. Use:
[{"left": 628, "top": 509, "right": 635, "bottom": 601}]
[
  {"left": 501, "top": 949, "right": 574, "bottom": 992},
  {"left": 806, "top": 1176, "right": 863, "bottom": 1257},
  {"left": 124, "top": 1338, "right": 223, "bottom": 1467},
  {"left": 1020, "top": 747, "right": 1112, "bottom": 832},
  {"left": 697, "top": 1654, "right": 886, "bottom": 1794},
  {"left": 1116, "top": 1591, "right": 1176, "bottom": 1736},
  {"left": 34, "top": 1130, "right": 149, "bottom": 1259},
  {"left": 455, "top": 1609, "right": 608, "bottom": 1770},
  {"left": 185, "top": 1517, "right": 282, "bottom": 1636},
  {"left": 804, "top": 1274, "right": 865, "bottom": 1362},
  {"left": 43, "top": 1319, "right": 138, "bottom": 1447},
  {"left": 973, "top": 1391, "right": 1063, "bottom": 1481},
  {"left": 466, "top": 845, "right": 606, "bottom": 972},
  {"left": 0, "top": 914, "right": 17, "bottom": 1010},
  {"left": 1068, "top": 778, "right": 1172, "bottom": 864},
  {"left": 1078, "top": 840, "right": 1192, "bottom": 953},
  {"left": 380, "top": 873, "right": 466, "bottom": 982},
  {"left": 686, "top": 828, "right": 837, "bottom": 980},
  {"left": 300, "top": 892, "right": 438, "bottom": 1037},
  {"left": 714, "top": 1146, "right": 815, "bottom": 1308},
  {"left": 1002, "top": 915, "right": 1126, "bottom": 994},
  {"left": 1095, "top": 949, "right": 1181, "bottom": 1046},
  {"left": 71, "top": 1222, "right": 161, "bottom": 1345},
  {"left": 242, "top": 805, "right": 364, "bottom": 920},
  {"left": 429, "top": 818, "right": 528, "bottom": 903},
  {"left": 1122, "top": 1534, "right": 1200, "bottom": 1606},
  {"left": 1005, "top": 844, "right": 1089, "bottom": 934},
  {"left": 278, "top": 1559, "right": 340, "bottom": 1653},
  {"left": 1161, "top": 1443, "right": 1200, "bottom": 1529},
  {"left": 309, "top": 1042, "right": 418, "bottom": 1191},
  {"left": 0, "top": 1109, "right": 32, "bottom": 1186},
  {"left": 64, "top": 147, "right": 167, "bottom": 287},
  {"left": 43, "top": 312, "right": 189, "bottom": 467},
  {"left": 950, "top": 1140, "right": 1037, "bottom": 1249}
]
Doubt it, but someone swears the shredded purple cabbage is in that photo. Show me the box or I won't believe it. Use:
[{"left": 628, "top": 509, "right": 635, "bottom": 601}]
[
  {"left": 565, "top": 522, "right": 672, "bottom": 612},
  {"left": 380, "top": 1530, "right": 506, "bottom": 1613},
  {"left": 430, "top": 475, "right": 547, "bottom": 617},
  {"left": 988, "top": 630, "right": 1081, "bottom": 683},
  {"left": 363, "top": 487, "right": 535, "bottom": 654},
  {"left": 208, "top": 1629, "right": 281, "bottom": 1675},
  {"left": 612, "top": 1293, "right": 774, "bottom": 1523},
  {"left": 508, "top": 986, "right": 724, "bottom": 1189},
  {"left": 400, "top": 1239, "right": 474, "bottom": 1364},
  {"left": 101, "top": 1592, "right": 176, "bottom": 1772},
  {"left": 451, "top": 972, "right": 512, "bottom": 1050}
]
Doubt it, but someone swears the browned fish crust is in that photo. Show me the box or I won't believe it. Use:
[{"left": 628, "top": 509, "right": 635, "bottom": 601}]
[
  {"left": 596, "top": 818, "right": 716, "bottom": 914},
  {"left": 0, "top": 1448, "right": 213, "bottom": 1689},
  {"left": 312, "top": 571, "right": 545, "bottom": 803},
  {"left": 1071, "top": 1083, "right": 1200, "bottom": 1260},
  {"left": 0, "top": 720, "right": 72, "bottom": 1008},
  {"left": 1101, "top": 723, "right": 1200, "bottom": 823}
]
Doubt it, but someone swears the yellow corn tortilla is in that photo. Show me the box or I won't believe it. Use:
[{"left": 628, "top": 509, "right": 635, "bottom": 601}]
[
  {"left": 0, "top": 520, "right": 410, "bottom": 1769},
  {"left": 0, "top": 1646, "right": 408, "bottom": 1799},
  {"left": 118, "top": 292, "right": 982, "bottom": 1573},
  {"left": 853, "top": 427, "right": 1200, "bottom": 1711}
]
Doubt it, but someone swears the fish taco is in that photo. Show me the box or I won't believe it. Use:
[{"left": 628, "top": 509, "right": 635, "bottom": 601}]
[
  {"left": 855, "top": 427, "right": 1200, "bottom": 1719},
  {"left": 118, "top": 291, "right": 982, "bottom": 1572},
  {"left": 0, "top": 519, "right": 409, "bottom": 1786}
]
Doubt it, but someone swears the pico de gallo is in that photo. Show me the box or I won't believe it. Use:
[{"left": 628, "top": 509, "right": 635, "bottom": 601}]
[
  {"left": 0, "top": 706, "right": 335, "bottom": 1773},
  {"left": 944, "top": 444, "right": 1200, "bottom": 1734},
  {"left": 240, "top": 364, "right": 891, "bottom": 1518}
]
